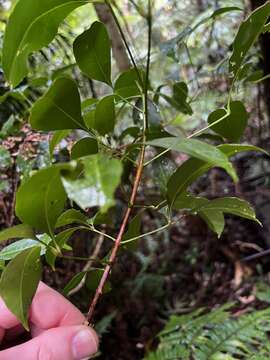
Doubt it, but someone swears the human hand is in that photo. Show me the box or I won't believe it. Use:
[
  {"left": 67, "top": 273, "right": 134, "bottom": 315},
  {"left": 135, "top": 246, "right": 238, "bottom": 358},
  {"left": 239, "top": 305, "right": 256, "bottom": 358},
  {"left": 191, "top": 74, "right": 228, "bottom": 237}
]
[{"left": 0, "top": 282, "right": 99, "bottom": 359}]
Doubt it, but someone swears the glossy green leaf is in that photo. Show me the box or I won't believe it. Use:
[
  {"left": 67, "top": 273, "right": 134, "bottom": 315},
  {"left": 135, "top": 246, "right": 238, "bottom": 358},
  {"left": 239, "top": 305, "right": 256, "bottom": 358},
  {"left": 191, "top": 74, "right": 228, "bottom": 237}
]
[
  {"left": 0, "top": 247, "right": 42, "bottom": 330},
  {"left": 71, "top": 137, "right": 98, "bottom": 160},
  {"left": 62, "top": 154, "right": 122, "bottom": 212},
  {"left": 197, "top": 197, "right": 260, "bottom": 224},
  {"left": 93, "top": 96, "right": 115, "bottom": 135},
  {"left": 167, "top": 143, "right": 267, "bottom": 207},
  {"left": 3, "top": 0, "right": 97, "bottom": 87},
  {"left": 63, "top": 271, "right": 87, "bottom": 296},
  {"left": 56, "top": 209, "right": 88, "bottom": 227},
  {"left": 200, "top": 210, "right": 225, "bottom": 238},
  {"left": 54, "top": 228, "right": 80, "bottom": 249},
  {"left": 0, "top": 239, "right": 41, "bottom": 261},
  {"left": 30, "top": 77, "right": 85, "bottom": 131},
  {"left": 74, "top": 21, "right": 111, "bottom": 85},
  {"left": 16, "top": 166, "right": 67, "bottom": 234},
  {"left": 173, "top": 193, "right": 225, "bottom": 237},
  {"left": 49, "top": 130, "right": 70, "bottom": 158},
  {"left": 148, "top": 137, "right": 237, "bottom": 182},
  {"left": 114, "top": 68, "right": 143, "bottom": 99},
  {"left": 208, "top": 101, "right": 249, "bottom": 142},
  {"left": 0, "top": 224, "right": 35, "bottom": 243},
  {"left": 229, "top": 2, "right": 270, "bottom": 77},
  {"left": 218, "top": 144, "right": 269, "bottom": 157}
]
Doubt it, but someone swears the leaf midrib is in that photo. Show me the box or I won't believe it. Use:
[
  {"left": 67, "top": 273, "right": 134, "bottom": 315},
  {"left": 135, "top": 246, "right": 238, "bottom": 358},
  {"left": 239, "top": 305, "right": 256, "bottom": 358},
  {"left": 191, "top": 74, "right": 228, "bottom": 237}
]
[{"left": 8, "top": 0, "right": 90, "bottom": 82}]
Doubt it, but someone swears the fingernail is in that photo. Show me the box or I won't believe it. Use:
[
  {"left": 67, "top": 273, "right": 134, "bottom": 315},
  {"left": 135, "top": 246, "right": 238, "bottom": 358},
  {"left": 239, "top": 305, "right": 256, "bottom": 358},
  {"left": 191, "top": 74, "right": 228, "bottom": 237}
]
[{"left": 72, "top": 328, "right": 99, "bottom": 360}]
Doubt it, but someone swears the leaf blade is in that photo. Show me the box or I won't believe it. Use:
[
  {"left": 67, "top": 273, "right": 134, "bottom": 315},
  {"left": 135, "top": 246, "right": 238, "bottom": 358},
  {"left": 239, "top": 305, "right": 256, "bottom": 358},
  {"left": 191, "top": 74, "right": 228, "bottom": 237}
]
[{"left": 0, "top": 246, "right": 42, "bottom": 330}]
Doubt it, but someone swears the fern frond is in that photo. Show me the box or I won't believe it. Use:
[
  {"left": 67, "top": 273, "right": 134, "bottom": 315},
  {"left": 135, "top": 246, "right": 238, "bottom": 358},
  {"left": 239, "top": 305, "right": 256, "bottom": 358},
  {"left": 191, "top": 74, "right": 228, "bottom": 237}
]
[{"left": 145, "top": 306, "right": 270, "bottom": 360}]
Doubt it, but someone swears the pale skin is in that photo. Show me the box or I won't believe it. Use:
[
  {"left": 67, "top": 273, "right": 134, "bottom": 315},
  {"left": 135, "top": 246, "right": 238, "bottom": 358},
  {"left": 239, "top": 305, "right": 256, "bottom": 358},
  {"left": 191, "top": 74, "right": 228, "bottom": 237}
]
[{"left": 0, "top": 282, "right": 99, "bottom": 360}]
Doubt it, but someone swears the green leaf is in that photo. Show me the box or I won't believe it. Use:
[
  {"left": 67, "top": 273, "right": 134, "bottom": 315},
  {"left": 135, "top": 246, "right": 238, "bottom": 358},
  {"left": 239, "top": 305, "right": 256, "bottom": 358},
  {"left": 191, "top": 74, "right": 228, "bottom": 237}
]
[
  {"left": 173, "top": 193, "right": 225, "bottom": 237},
  {"left": 163, "top": 82, "right": 193, "bottom": 115},
  {"left": 114, "top": 68, "right": 143, "bottom": 99},
  {"left": 208, "top": 101, "right": 249, "bottom": 142},
  {"left": 62, "top": 154, "right": 122, "bottom": 212},
  {"left": 86, "top": 269, "right": 111, "bottom": 294},
  {"left": 218, "top": 144, "right": 269, "bottom": 157},
  {"left": 0, "top": 224, "right": 35, "bottom": 243},
  {"left": 56, "top": 209, "right": 88, "bottom": 227},
  {"left": 123, "top": 214, "right": 142, "bottom": 251},
  {"left": 15, "top": 166, "right": 67, "bottom": 234},
  {"left": 196, "top": 197, "right": 260, "bottom": 224},
  {"left": 0, "top": 247, "right": 42, "bottom": 330},
  {"left": 74, "top": 21, "right": 111, "bottom": 85},
  {"left": 0, "top": 239, "right": 42, "bottom": 261},
  {"left": 30, "top": 77, "right": 85, "bottom": 131},
  {"left": 148, "top": 137, "right": 237, "bottom": 182},
  {"left": 71, "top": 137, "right": 98, "bottom": 160},
  {"left": 229, "top": 2, "right": 270, "bottom": 77},
  {"left": 200, "top": 210, "right": 225, "bottom": 238},
  {"left": 63, "top": 271, "right": 87, "bottom": 296},
  {"left": 93, "top": 95, "right": 115, "bottom": 135},
  {"left": 167, "top": 143, "right": 267, "bottom": 207},
  {"left": 50, "top": 130, "right": 70, "bottom": 158},
  {"left": 3, "top": 0, "right": 97, "bottom": 87}
]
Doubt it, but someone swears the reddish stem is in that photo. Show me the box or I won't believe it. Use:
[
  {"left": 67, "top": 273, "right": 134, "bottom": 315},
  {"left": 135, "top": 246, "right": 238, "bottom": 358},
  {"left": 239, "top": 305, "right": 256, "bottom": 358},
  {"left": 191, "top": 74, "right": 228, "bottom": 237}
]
[{"left": 87, "top": 145, "right": 145, "bottom": 322}]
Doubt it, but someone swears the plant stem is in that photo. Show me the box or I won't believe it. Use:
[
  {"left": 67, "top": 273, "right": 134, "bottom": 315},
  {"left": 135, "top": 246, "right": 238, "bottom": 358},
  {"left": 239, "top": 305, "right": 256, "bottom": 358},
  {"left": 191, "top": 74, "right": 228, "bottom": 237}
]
[
  {"left": 104, "top": 0, "right": 143, "bottom": 86},
  {"left": 87, "top": 144, "right": 145, "bottom": 322},
  {"left": 87, "top": 1, "right": 153, "bottom": 322},
  {"left": 144, "top": 0, "right": 152, "bottom": 130}
]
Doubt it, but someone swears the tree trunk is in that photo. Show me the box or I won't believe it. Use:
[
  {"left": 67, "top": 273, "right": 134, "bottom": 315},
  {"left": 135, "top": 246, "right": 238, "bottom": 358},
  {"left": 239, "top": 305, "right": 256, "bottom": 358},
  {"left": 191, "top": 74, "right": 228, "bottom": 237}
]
[
  {"left": 94, "top": 3, "right": 131, "bottom": 72},
  {"left": 250, "top": 0, "right": 270, "bottom": 120}
]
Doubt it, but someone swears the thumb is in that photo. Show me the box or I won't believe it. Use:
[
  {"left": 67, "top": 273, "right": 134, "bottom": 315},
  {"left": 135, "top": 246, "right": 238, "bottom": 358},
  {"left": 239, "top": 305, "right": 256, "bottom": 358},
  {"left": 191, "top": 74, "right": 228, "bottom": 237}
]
[{"left": 0, "top": 325, "right": 99, "bottom": 360}]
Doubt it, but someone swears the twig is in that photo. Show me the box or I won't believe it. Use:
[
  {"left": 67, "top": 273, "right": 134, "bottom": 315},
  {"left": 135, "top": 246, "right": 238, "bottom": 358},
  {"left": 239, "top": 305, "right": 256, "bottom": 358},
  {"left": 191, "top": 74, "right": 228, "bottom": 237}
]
[
  {"left": 68, "top": 233, "right": 105, "bottom": 296},
  {"left": 86, "top": 0, "right": 152, "bottom": 322},
  {"left": 87, "top": 145, "right": 145, "bottom": 322}
]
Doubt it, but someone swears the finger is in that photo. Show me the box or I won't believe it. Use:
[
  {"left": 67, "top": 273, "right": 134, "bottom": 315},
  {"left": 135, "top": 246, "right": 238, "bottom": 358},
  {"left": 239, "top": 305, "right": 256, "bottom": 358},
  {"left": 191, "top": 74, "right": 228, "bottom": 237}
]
[
  {"left": 0, "top": 282, "right": 85, "bottom": 332},
  {"left": 0, "top": 325, "right": 99, "bottom": 360}
]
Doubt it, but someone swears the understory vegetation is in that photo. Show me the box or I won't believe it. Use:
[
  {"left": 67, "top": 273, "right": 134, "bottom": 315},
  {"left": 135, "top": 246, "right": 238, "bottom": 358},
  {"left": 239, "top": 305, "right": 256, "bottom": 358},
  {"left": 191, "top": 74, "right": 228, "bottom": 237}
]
[{"left": 1, "top": 0, "right": 270, "bottom": 359}]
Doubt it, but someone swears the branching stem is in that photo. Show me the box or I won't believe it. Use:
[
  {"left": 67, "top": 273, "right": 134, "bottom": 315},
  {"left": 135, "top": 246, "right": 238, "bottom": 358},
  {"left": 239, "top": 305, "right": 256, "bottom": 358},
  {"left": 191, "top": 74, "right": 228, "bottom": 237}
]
[{"left": 87, "top": 0, "right": 153, "bottom": 322}]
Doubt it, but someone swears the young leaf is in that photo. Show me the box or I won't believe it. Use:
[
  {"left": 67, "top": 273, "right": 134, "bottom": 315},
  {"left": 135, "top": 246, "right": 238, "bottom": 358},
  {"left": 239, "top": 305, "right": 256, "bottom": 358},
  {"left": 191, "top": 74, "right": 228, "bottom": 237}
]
[
  {"left": 56, "top": 209, "right": 88, "bottom": 228},
  {"left": 62, "top": 154, "right": 123, "bottom": 212},
  {"left": 0, "top": 224, "right": 35, "bottom": 243},
  {"left": 30, "top": 77, "right": 85, "bottom": 131},
  {"left": 50, "top": 130, "right": 70, "bottom": 158},
  {"left": 93, "top": 95, "right": 115, "bottom": 135},
  {"left": 0, "top": 246, "right": 42, "bottom": 330},
  {"left": 71, "top": 137, "right": 98, "bottom": 160},
  {"left": 2, "top": 0, "right": 95, "bottom": 87},
  {"left": 229, "top": 2, "right": 270, "bottom": 77},
  {"left": 208, "top": 101, "right": 249, "bottom": 142},
  {"left": 15, "top": 166, "right": 67, "bottom": 234},
  {"left": 114, "top": 68, "right": 143, "bottom": 99},
  {"left": 148, "top": 137, "right": 237, "bottom": 182},
  {"left": 73, "top": 21, "right": 111, "bottom": 85}
]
